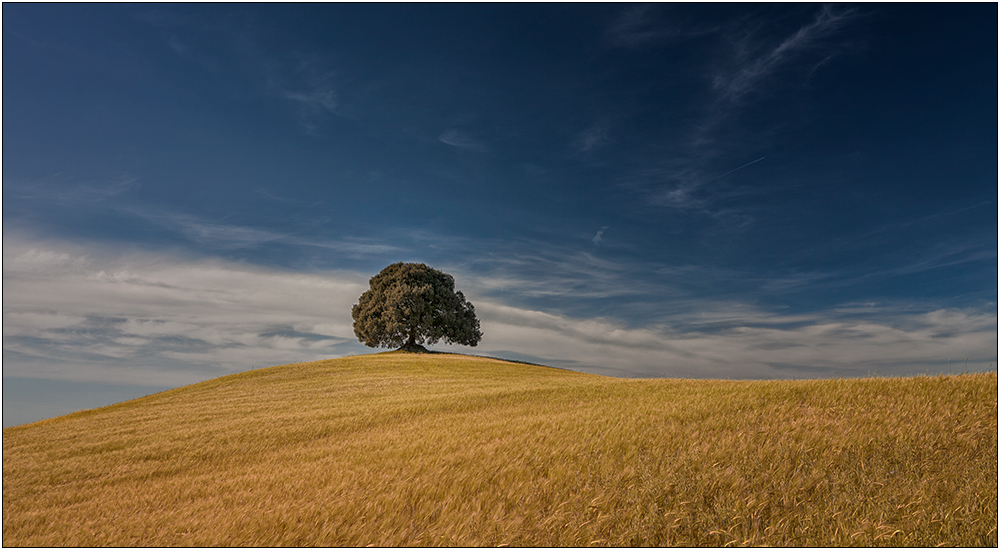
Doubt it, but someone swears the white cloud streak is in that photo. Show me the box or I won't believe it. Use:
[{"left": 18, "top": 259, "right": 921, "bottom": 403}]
[
  {"left": 575, "top": 124, "right": 610, "bottom": 153},
  {"left": 130, "top": 211, "right": 402, "bottom": 255},
  {"left": 5, "top": 236, "right": 993, "bottom": 394},
  {"left": 473, "top": 301, "right": 997, "bottom": 380},
  {"left": 615, "top": 6, "right": 863, "bottom": 216},
  {"left": 607, "top": 5, "right": 665, "bottom": 48},
  {"left": 592, "top": 227, "right": 609, "bottom": 246},
  {"left": 7, "top": 173, "right": 139, "bottom": 204},
  {"left": 714, "top": 5, "right": 861, "bottom": 101},
  {"left": 3, "top": 237, "right": 370, "bottom": 387},
  {"left": 606, "top": 4, "right": 718, "bottom": 49},
  {"left": 260, "top": 54, "right": 342, "bottom": 133},
  {"left": 438, "top": 129, "right": 491, "bottom": 152}
]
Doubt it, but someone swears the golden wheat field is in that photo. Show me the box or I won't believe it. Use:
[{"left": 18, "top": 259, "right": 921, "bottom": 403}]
[{"left": 3, "top": 351, "right": 997, "bottom": 546}]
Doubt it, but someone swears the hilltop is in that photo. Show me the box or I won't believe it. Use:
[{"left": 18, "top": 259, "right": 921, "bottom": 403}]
[{"left": 3, "top": 352, "right": 997, "bottom": 546}]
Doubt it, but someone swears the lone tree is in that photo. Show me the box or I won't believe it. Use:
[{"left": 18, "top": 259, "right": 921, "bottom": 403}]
[{"left": 352, "top": 262, "right": 482, "bottom": 352}]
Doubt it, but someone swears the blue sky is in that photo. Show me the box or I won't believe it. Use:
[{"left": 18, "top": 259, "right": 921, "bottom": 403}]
[{"left": 3, "top": 3, "right": 997, "bottom": 427}]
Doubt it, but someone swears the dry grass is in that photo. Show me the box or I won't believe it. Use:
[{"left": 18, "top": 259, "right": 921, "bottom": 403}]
[{"left": 3, "top": 351, "right": 996, "bottom": 546}]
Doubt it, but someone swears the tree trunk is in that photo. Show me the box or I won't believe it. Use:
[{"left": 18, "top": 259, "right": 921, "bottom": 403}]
[{"left": 399, "top": 331, "right": 429, "bottom": 353}]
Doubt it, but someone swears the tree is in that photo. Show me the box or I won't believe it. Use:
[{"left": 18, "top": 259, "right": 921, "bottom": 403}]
[{"left": 352, "top": 262, "right": 482, "bottom": 351}]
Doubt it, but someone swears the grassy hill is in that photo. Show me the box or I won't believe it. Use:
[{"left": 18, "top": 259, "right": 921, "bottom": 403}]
[{"left": 3, "top": 352, "right": 996, "bottom": 546}]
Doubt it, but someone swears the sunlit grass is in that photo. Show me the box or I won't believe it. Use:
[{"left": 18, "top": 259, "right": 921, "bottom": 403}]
[{"left": 3, "top": 352, "right": 996, "bottom": 546}]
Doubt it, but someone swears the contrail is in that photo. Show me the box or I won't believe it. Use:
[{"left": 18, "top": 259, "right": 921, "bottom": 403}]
[{"left": 706, "top": 156, "right": 766, "bottom": 182}]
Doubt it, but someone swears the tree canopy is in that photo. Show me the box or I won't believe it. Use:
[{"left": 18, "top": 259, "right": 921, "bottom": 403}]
[{"left": 351, "top": 262, "right": 482, "bottom": 351}]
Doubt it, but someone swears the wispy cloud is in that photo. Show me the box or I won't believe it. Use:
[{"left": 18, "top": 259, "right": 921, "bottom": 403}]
[
  {"left": 574, "top": 123, "right": 610, "bottom": 154},
  {"left": 138, "top": 9, "right": 342, "bottom": 134},
  {"left": 135, "top": 8, "right": 264, "bottom": 102},
  {"left": 448, "top": 232, "right": 997, "bottom": 336},
  {"left": 112, "top": 208, "right": 403, "bottom": 257},
  {"left": 3, "top": 237, "right": 370, "bottom": 387},
  {"left": 6, "top": 173, "right": 139, "bottom": 204},
  {"left": 616, "top": 162, "right": 762, "bottom": 232},
  {"left": 439, "top": 129, "right": 491, "bottom": 152},
  {"left": 8, "top": 173, "right": 402, "bottom": 258},
  {"left": 158, "top": 214, "right": 288, "bottom": 249},
  {"left": 613, "top": 5, "right": 863, "bottom": 216},
  {"left": 607, "top": 5, "right": 665, "bottom": 49},
  {"left": 592, "top": 226, "right": 609, "bottom": 246},
  {"left": 622, "top": 166, "right": 709, "bottom": 211},
  {"left": 4, "top": 235, "right": 995, "bottom": 392},
  {"left": 283, "top": 88, "right": 338, "bottom": 115},
  {"left": 281, "top": 57, "right": 338, "bottom": 109},
  {"left": 474, "top": 300, "right": 997, "bottom": 379},
  {"left": 266, "top": 55, "right": 341, "bottom": 133},
  {"left": 713, "top": 5, "right": 862, "bottom": 102},
  {"left": 606, "top": 4, "right": 718, "bottom": 48},
  {"left": 457, "top": 245, "right": 656, "bottom": 310}
]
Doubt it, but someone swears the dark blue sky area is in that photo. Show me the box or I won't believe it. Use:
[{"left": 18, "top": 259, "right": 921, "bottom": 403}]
[{"left": 3, "top": 4, "right": 996, "bottom": 426}]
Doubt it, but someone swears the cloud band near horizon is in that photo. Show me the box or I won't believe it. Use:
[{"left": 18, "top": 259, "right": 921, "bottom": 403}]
[{"left": 5, "top": 235, "right": 995, "bottom": 393}]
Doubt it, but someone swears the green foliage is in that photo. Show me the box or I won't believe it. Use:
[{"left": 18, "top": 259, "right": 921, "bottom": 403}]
[{"left": 351, "top": 262, "right": 482, "bottom": 349}]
